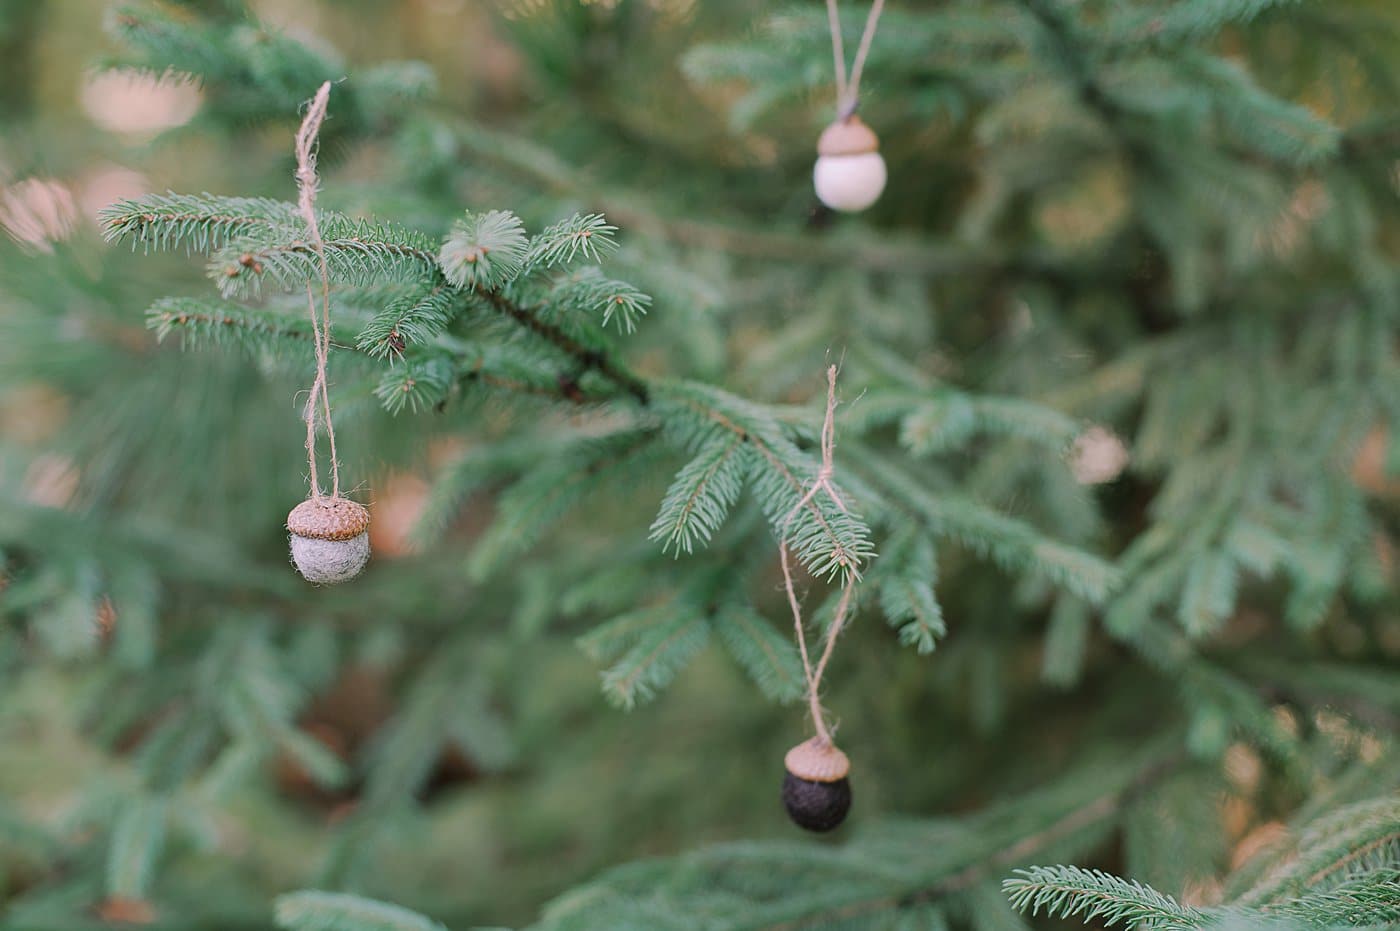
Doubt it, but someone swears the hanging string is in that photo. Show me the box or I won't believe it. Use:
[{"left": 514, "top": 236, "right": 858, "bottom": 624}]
[
  {"left": 293, "top": 81, "right": 340, "bottom": 500},
  {"left": 825, "top": 0, "right": 887, "bottom": 118},
  {"left": 779, "top": 365, "right": 858, "bottom": 747}
]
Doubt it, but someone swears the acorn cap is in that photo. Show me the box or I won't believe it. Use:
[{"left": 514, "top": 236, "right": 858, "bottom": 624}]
[
  {"left": 287, "top": 496, "right": 370, "bottom": 541},
  {"left": 784, "top": 737, "right": 850, "bottom": 783},
  {"left": 817, "top": 116, "right": 880, "bottom": 157}
]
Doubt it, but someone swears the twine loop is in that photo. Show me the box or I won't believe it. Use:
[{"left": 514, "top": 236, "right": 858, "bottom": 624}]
[
  {"left": 779, "top": 365, "right": 858, "bottom": 747},
  {"left": 294, "top": 82, "right": 340, "bottom": 500},
  {"left": 826, "top": 0, "right": 887, "bottom": 117}
]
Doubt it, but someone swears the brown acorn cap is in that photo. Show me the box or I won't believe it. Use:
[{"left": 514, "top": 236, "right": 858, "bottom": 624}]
[
  {"left": 817, "top": 116, "right": 880, "bottom": 157},
  {"left": 287, "top": 496, "right": 370, "bottom": 541},
  {"left": 784, "top": 737, "right": 850, "bottom": 783}
]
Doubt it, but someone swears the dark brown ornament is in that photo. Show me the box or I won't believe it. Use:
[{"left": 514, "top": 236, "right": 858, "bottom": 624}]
[{"left": 782, "top": 737, "right": 852, "bottom": 832}]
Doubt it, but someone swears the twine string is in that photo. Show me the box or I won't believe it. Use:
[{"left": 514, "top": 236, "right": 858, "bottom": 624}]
[
  {"left": 779, "top": 365, "right": 857, "bottom": 747},
  {"left": 294, "top": 82, "right": 340, "bottom": 500},
  {"left": 825, "top": 0, "right": 887, "bottom": 118}
]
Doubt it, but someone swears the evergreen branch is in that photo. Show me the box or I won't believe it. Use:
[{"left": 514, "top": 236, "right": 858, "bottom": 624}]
[
  {"left": 113, "top": 194, "right": 651, "bottom": 404},
  {"left": 102, "top": 195, "right": 441, "bottom": 276},
  {"left": 1111, "top": 0, "right": 1305, "bottom": 46},
  {"left": 874, "top": 528, "right": 945, "bottom": 653},
  {"left": 466, "top": 429, "right": 665, "bottom": 581},
  {"left": 357, "top": 644, "right": 491, "bottom": 810},
  {"left": 145, "top": 296, "right": 326, "bottom": 349},
  {"left": 1237, "top": 798, "right": 1400, "bottom": 905},
  {"left": 356, "top": 284, "right": 462, "bottom": 358},
  {"left": 546, "top": 267, "right": 652, "bottom": 334},
  {"left": 475, "top": 287, "right": 650, "bottom": 404},
  {"left": 655, "top": 381, "right": 874, "bottom": 583},
  {"left": 1041, "top": 595, "right": 1091, "bottom": 686},
  {"left": 1002, "top": 865, "right": 1204, "bottom": 929},
  {"left": 861, "top": 455, "right": 1118, "bottom": 604},
  {"left": 712, "top": 600, "right": 805, "bottom": 703},
  {"left": 523, "top": 213, "right": 619, "bottom": 272},
  {"left": 375, "top": 357, "right": 455, "bottom": 415},
  {"left": 649, "top": 433, "right": 751, "bottom": 554},
  {"left": 106, "top": 2, "right": 431, "bottom": 130},
  {"left": 439, "top": 209, "right": 528, "bottom": 290},
  {"left": 213, "top": 221, "right": 440, "bottom": 297},
  {"left": 874, "top": 391, "right": 1081, "bottom": 457},
  {"left": 274, "top": 891, "right": 448, "bottom": 931},
  {"left": 99, "top": 193, "right": 297, "bottom": 253},
  {"left": 1255, "top": 870, "right": 1400, "bottom": 925},
  {"left": 600, "top": 609, "right": 711, "bottom": 709},
  {"left": 465, "top": 367, "right": 598, "bottom": 406},
  {"left": 413, "top": 432, "right": 609, "bottom": 543},
  {"left": 147, "top": 297, "right": 600, "bottom": 409},
  {"left": 106, "top": 796, "right": 167, "bottom": 900}
]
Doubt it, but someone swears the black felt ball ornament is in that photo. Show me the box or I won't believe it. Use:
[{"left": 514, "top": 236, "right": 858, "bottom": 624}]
[{"left": 782, "top": 737, "right": 852, "bottom": 832}]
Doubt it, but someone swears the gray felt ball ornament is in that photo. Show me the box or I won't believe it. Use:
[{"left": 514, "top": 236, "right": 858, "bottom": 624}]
[
  {"left": 286, "top": 497, "right": 370, "bottom": 584},
  {"left": 782, "top": 737, "right": 852, "bottom": 832}
]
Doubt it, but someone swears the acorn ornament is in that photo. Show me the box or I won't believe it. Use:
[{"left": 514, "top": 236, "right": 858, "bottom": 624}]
[
  {"left": 813, "top": 115, "right": 886, "bottom": 213},
  {"left": 282, "top": 84, "right": 370, "bottom": 585},
  {"left": 782, "top": 737, "right": 852, "bottom": 832},
  {"left": 775, "top": 368, "right": 860, "bottom": 833},
  {"left": 287, "top": 496, "right": 370, "bottom": 584}
]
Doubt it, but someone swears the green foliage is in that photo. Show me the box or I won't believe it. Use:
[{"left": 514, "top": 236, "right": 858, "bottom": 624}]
[
  {"left": 1004, "top": 866, "right": 1203, "bottom": 929},
  {"left": 649, "top": 432, "right": 751, "bottom": 554},
  {"left": 275, "top": 891, "right": 448, "bottom": 931},
  {"left": 1, "top": 0, "right": 1398, "bottom": 928},
  {"left": 439, "top": 210, "right": 529, "bottom": 291}
]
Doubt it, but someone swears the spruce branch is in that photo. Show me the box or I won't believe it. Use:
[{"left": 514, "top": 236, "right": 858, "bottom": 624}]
[
  {"left": 649, "top": 433, "right": 751, "bottom": 554},
  {"left": 860, "top": 454, "right": 1118, "bottom": 604},
  {"left": 659, "top": 390, "right": 873, "bottom": 582},
  {"left": 274, "top": 891, "right": 448, "bottom": 931},
  {"left": 438, "top": 209, "right": 528, "bottom": 290},
  {"left": 355, "top": 283, "right": 461, "bottom": 359},
  {"left": 600, "top": 609, "right": 712, "bottom": 710},
  {"left": 1002, "top": 865, "right": 1204, "bottom": 929},
  {"left": 475, "top": 287, "right": 651, "bottom": 405},
  {"left": 1236, "top": 798, "right": 1400, "bottom": 906},
  {"left": 1255, "top": 870, "right": 1400, "bottom": 925},
  {"left": 99, "top": 193, "right": 298, "bottom": 254},
  {"left": 103, "top": 193, "right": 653, "bottom": 404}
]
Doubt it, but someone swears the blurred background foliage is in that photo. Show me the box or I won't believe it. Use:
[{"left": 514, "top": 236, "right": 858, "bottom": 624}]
[{"left": 0, "top": 0, "right": 1398, "bottom": 929}]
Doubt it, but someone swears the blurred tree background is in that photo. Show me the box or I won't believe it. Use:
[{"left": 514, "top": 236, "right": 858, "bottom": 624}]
[{"left": 1, "top": 1, "right": 1398, "bottom": 929}]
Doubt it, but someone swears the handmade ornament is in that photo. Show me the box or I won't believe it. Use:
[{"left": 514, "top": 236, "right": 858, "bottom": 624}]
[
  {"left": 814, "top": 115, "right": 886, "bottom": 213},
  {"left": 287, "top": 497, "right": 370, "bottom": 584},
  {"left": 782, "top": 737, "right": 852, "bottom": 832},
  {"left": 813, "top": 0, "right": 887, "bottom": 213},
  {"left": 285, "top": 82, "right": 370, "bottom": 584},
  {"left": 777, "top": 366, "right": 859, "bottom": 832}
]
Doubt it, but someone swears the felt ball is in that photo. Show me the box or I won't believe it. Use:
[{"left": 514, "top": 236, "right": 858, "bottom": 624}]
[
  {"left": 813, "top": 115, "right": 886, "bottom": 213},
  {"left": 286, "top": 496, "right": 371, "bottom": 584},
  {"left": 782, "top": 737, "right": 852, "bottom": 832}
]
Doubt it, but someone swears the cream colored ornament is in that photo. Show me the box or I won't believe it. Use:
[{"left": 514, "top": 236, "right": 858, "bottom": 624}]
[{"left": 813, "top": 115, "right": 886, "bottom": 212}]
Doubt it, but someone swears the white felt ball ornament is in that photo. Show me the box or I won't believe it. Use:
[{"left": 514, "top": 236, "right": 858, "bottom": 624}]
[
  {"left": 813, "top": 115, "right": 886, "bottom": 213},
  {"left": 287, "top": 497, "right": 370, "bottom": 584}
]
